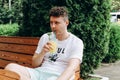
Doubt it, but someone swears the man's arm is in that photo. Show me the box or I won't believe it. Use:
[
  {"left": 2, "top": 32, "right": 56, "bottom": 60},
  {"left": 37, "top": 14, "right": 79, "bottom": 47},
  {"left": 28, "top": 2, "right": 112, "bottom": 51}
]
[
  {"left": 32, "top": 51, "right": 46, "bottom": 67},
  {"left": 57, "top": 58, "right": 80, "bottom": 80},
  {"left": 32, "top": 41, "right": 54, "bottom": 67}
]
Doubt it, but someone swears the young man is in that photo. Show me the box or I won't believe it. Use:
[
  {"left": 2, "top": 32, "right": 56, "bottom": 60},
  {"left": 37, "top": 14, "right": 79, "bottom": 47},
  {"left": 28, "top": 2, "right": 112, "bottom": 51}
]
[{"left": 5, "top": 6, "right": 84, "bottom": 80}]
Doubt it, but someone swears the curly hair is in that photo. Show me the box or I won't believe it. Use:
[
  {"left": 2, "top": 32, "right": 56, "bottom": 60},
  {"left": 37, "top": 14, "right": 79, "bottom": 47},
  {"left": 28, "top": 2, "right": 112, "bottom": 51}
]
[{"left": 49, "top": 6, "right": 69, "bottom": 20}]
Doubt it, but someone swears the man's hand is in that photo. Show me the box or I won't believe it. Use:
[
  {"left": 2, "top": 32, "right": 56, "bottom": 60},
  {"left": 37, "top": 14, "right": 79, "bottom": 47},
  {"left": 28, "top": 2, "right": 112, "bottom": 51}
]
[{"left": 42, "top": 41, "right": 57, "bottom": 54}]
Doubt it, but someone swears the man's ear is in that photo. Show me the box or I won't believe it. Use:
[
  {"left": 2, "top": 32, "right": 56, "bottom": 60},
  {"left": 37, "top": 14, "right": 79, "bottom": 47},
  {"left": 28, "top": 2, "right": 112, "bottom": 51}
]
[{"left": 66, "top": 20, "right": 69, "bottom": 26}]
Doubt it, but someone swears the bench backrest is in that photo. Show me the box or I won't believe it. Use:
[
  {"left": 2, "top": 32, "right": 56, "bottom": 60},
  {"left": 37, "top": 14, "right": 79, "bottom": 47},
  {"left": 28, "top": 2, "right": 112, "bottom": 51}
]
[
  {"left": 0, "top": 36, "right": 39, "bottom": 68},
  {"left": 0, "top": 36, "right": 80, "bottom": 80}
]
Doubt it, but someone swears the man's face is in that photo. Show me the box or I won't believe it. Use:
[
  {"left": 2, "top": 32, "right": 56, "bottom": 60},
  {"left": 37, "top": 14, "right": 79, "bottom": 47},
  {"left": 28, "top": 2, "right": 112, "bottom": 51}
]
[{"left": 50, "top": 16, "right": 69, "bottom": 37}]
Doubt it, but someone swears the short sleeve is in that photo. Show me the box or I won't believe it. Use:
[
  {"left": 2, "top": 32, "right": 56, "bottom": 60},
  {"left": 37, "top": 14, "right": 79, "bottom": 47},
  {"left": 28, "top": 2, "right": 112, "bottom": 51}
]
[
  {"left": 69, "top": 39, "right": 84, "bottom": 63},
  {"left": 35, "top": 34, "right": 49, "bottom": 54}
]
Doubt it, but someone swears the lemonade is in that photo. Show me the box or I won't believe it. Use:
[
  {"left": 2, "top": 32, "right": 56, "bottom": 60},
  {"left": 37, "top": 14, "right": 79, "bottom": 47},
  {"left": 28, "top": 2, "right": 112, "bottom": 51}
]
[
  {"left": 47, "top": 32, "right": 57, "bottom": 54},
  {"left": 49, "top": 41, "right": 57, "bottom": 53}
]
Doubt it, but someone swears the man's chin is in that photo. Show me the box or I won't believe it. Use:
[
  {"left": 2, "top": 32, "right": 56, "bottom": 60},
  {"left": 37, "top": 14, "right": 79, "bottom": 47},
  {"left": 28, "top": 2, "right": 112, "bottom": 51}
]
[{"left": 56, "top": 32, "right": 62, "bottom": 35}]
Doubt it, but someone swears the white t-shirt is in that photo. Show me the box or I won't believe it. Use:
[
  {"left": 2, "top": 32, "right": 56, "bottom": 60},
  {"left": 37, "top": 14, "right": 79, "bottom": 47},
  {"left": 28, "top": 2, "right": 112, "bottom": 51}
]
[{"left": 35, "top": 32, "right": 84, "bottom": 74}]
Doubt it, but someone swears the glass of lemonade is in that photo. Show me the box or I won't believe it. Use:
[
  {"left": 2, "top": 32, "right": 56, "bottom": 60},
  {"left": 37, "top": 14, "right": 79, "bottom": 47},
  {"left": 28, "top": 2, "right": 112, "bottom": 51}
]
[{"left": 48, "top": 32, "right": 57, "bottom": 54}]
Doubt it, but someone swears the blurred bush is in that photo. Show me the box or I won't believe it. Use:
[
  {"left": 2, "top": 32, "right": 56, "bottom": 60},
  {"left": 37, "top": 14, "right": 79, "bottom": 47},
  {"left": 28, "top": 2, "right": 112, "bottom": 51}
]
[
  {"left": 103, "top": 23, "right": 120, "bottom": 63},
  {"left": 0, "top": 23, "right": 19, "bottom": 36}
]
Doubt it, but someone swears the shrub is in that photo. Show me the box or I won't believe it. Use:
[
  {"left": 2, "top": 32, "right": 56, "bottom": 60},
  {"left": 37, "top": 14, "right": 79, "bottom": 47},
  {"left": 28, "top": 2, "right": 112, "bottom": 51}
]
[
  {"left": 18, "top": 0, "right": 52, "bottom": 36},
  {"left": 103, "top": 23, "right": 120, "bottom": 63},
  {"left": 65, "top": 0, "right": 111, "bottom": 78},
  {"left": 0, "top": 0, "right": 23, "bottom": 24},
  {"left": 0, "top": 23, "right": 19, "bottom": 36}
]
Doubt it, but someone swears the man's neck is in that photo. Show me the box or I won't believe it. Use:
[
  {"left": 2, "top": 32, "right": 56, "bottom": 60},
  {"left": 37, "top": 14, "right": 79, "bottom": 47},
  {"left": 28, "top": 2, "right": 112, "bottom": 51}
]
[{"left": 57, "top": 32, "right": 70, "bottom": 41}]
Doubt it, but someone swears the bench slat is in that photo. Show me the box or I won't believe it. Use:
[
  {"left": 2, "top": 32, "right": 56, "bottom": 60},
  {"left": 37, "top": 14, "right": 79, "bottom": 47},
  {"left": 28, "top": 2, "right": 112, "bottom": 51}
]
[
  {"left": 0, "top": 43, "right": 37, "bottom": 55},
  {"left": 0, "top": 75, "right": 18, "bottom": 80},
  {"left": 0, "top": 59, "right": 9, "bottom": 68},
  {"left": 0, "top": 36, "right": 39, "bottom": 45},
  {"left": 0, "top": 59, "right": 32, "bottom": 69},
  {"left": 0, "top": 51, "right": 32, "bottom": 64},
  {"left": 0, "top": 69, "right": 20, "bottom": 80}
]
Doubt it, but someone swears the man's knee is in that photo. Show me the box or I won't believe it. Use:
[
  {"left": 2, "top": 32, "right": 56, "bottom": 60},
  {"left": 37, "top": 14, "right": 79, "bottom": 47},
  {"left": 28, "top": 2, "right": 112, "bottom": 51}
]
[
  {"left": 4, "top": 63, "right": 31, "bottom": 80},
  {"left": 5, "top": 63, "right": 19, "bottom": 70}
]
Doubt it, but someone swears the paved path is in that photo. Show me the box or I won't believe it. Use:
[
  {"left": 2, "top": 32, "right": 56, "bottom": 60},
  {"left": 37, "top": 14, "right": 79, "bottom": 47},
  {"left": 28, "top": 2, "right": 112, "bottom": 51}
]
[{"left": 94, "top": 60, "right": 120, "bottom": 80}]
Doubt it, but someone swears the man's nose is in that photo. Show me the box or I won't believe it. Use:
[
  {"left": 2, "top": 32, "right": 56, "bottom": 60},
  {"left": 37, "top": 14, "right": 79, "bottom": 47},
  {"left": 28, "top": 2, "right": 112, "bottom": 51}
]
[{"left": 51, "top": 23, "right": 56, "bottom": 28}]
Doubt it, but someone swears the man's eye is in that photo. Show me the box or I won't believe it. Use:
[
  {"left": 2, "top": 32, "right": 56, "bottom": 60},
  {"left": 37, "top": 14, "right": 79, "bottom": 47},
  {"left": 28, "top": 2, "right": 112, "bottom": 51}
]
[{"left": 55, "top": 22, "right": 59, "bottom": 24}]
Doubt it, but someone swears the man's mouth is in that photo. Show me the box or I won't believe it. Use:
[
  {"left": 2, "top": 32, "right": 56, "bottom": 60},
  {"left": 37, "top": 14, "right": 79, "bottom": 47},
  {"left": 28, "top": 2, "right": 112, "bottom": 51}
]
[{"left": 52, "top": 30, "right": 56, "bottom": 33}]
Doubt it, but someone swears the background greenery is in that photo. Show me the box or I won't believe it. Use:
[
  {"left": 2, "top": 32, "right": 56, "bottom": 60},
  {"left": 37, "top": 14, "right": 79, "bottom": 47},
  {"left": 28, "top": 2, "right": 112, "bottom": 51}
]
[
  {"left": 103, "top": 23, "right": 120, "bottom": 63},
  {"left": 1, "top": 0, "right": 120, "bottom": 79},
  {"left": 0, "top": 0, "right": 22, "bottom": 24},
  {"left": 0, "top": 23, "right": 19, "bottom": 36},
  {"left": 111, "top": 0, "right": 120, "bottom": 12}
]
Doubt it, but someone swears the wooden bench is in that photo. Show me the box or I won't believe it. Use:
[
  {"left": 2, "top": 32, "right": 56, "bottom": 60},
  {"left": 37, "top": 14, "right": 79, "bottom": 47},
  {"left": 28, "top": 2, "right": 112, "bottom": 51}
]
[
  {"left": 0, "top": 36, "right": 81, "bottom": 80},
  {"left": 0, "top": 69, "right": 20, "bottom": 80}
]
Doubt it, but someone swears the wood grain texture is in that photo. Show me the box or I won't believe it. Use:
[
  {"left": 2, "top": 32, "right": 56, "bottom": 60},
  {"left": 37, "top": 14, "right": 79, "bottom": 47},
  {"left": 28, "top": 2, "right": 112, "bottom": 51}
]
[{"left": 0, "top": 69, "right": 20, "bottom": 80}]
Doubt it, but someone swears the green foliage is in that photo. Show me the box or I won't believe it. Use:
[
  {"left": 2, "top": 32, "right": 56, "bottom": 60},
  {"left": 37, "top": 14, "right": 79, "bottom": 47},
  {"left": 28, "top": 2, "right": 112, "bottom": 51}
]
[
  {"left": 11, "top": 0, "right": 23, "bottom": 24},
  {"left": 0, "top": 23, "right": 19, "bottom": 36},
  {"left": 103, "top": 23, "right": 120, "bottom": 63},
  {"left": 0, "top": 2, "right": 10, "bottom": 24},
  {"left": 19, "top": 0, "right": 69, "bottom": 36},
  {"left": 0, "top": 0, "right": 22, "bottom": 24},
  {"left": 66, "top": 0, "right": 111, "bottom": 78},
  {"left": 111, "top": 0, "right": 120, "bottom": 12},
  {"left": 19, "top": 0, "right": 52, "bottom": 36}
]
